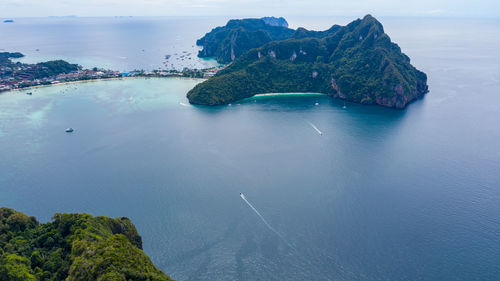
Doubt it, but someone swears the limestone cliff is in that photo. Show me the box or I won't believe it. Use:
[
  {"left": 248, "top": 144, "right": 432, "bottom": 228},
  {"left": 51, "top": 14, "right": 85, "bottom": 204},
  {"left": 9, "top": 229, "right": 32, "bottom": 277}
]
[{"left": 189, "top": 15, "right": 428, "bottom": 109}]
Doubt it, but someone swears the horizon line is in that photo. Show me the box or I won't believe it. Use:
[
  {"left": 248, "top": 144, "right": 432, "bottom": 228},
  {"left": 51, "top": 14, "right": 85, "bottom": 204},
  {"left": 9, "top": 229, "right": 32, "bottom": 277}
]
[{"left": 1, "top": 14, "right": 499, "bottom": 19}]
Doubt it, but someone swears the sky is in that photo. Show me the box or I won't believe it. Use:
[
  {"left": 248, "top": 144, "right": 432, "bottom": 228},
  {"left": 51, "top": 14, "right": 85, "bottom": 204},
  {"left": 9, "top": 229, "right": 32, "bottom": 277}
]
[{"left": 1, "top": 0, "right": 499, "bottom": 18}]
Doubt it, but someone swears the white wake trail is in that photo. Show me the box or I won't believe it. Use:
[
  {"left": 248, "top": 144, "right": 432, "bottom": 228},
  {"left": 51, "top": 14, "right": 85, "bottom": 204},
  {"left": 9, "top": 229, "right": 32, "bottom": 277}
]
[
  {"left": 240, "top": 193, "right": 294, "bottom": 249},
  {"left": 307, "top": 121, "right": 323, "bottom": 135}
]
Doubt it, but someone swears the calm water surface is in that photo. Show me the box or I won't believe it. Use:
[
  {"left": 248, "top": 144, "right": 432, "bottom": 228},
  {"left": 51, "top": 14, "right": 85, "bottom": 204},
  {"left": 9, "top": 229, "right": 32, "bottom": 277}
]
[
  {"left": 0, "top": 17, "right": 499, "bottom": 280},
  {"left": 0, "top": 17, "right": 223, "bottom": 71}
]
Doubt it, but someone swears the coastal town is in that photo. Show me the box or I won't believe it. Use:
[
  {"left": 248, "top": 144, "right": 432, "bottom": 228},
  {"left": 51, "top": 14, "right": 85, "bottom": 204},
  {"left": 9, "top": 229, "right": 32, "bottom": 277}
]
[
  {"left": 0, "top": 67, "right": 123, "bottom": 92},
  {"left": 0, "top": 52, "right": 221, "bottom": 93}
]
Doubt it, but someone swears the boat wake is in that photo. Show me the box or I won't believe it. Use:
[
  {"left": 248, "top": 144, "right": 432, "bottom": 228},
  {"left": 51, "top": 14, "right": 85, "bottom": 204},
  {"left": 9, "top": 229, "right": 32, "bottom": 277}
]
[
  {"left": 239, "top": 193, "right": 294, "bottom": 249},
  {"left": 179, "top": 102, "right": 189, "bottom": 107},
  {"left": 307, "top": 121, "right": 323, "bottom": 135}
]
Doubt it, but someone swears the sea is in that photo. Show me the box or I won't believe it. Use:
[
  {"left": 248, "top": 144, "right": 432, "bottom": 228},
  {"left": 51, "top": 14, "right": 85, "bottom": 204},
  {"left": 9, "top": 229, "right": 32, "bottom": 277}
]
[{"left": 0, "top": 16, "right": 499, "bottom": 280}]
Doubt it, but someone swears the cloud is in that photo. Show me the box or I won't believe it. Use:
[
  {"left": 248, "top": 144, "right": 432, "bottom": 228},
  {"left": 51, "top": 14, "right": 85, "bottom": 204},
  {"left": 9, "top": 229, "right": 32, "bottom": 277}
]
[{"left": 0, "top": 0, "right": 498, "bottom": 17}]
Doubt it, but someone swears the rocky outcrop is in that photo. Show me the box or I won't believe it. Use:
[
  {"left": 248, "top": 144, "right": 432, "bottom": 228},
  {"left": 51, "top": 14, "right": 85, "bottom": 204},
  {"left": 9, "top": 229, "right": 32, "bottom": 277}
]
[
  {"left": 331, "top": 78, "right": 346, "bottom": 99},
  {"left": 261, "top": 16, "right": 289, "bottom": 27}
]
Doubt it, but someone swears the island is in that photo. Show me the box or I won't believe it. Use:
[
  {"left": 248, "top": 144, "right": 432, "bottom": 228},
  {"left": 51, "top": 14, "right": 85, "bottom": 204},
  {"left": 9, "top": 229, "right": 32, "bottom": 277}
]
[
  {"left": 188, "top": 15, "right": 428, "bottom": 109},
  {"left": 0, "top": 207, "right": 173, "bottom": 280}
]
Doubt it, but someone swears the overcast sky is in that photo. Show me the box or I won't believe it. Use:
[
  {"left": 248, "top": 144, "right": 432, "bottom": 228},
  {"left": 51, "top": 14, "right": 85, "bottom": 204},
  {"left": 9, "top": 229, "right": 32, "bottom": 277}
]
[{"left": 1, "top": 0, "right": 498, "bottom": 18}]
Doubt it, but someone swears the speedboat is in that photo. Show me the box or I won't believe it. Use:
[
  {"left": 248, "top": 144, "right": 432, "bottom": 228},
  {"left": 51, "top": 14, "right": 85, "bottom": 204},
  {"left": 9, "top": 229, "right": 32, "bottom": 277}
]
[{"left": 65, "top": 128, "right": 74, "bottom": 133}]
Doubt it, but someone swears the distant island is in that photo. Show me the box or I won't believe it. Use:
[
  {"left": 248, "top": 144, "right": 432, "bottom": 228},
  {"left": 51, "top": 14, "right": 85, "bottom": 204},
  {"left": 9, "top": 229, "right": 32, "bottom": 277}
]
[
  {"left": 188, "top": 15, "right": 428, "bottom": 109},
  {"left": 0, "top": 207, "right": 173, "bottom": 280}
]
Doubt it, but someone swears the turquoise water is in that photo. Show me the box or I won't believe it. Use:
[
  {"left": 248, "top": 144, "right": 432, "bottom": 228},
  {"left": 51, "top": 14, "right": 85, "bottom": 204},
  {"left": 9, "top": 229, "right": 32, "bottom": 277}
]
[{"left": 1, "top": 17, "right": 500, "bottom": 280}]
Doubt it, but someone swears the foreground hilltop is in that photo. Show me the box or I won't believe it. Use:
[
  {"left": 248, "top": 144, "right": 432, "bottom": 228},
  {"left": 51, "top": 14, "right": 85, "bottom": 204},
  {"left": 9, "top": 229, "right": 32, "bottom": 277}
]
[
  {"left": 189, "top": 15, "right": 428, "bottom": 109},
  {"left": 0, "top": 207, "right": 173, "bottom": 281}
]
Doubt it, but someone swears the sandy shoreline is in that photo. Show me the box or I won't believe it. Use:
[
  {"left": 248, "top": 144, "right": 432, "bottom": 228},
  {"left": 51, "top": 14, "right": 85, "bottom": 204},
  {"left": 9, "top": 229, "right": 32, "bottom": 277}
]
[{"left": 1, "top": 76, "right": 207, "bottom": 94}]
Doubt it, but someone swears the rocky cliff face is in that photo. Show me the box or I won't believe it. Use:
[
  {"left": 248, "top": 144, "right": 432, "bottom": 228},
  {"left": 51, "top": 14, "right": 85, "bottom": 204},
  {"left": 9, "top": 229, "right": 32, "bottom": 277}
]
[
  {"left": 188, "top": 15, "right": 428, "bottom": 109},
  {"left": 196, "top": 18, "right": 294, "bottom": 64},
  {"left": 261, "top": 16, "right": 289, "bottom": 27}
]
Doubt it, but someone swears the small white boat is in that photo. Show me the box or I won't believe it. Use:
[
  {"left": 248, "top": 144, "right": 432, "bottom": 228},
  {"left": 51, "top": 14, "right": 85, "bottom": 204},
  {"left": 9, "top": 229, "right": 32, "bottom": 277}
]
[
  {"left": 314, "top": 102, "right": 319, "bottom": 106},
  {"left": 65, "top": 128, "right": 74, "bottom": 133}
]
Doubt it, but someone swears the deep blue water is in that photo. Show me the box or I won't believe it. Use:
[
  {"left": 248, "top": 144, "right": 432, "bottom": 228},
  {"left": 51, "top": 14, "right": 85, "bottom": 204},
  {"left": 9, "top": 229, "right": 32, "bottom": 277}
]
[{"left": 1, "top": 17, "right": 500, "bottom": 280}]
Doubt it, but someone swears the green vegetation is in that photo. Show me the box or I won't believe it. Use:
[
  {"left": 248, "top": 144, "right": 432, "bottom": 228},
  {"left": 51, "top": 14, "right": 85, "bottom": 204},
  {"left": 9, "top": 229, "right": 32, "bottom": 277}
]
[
  {"left": 0, "top": 52, "right": 80, "bottom": 82},
  {"left": 188, "top": 15, "right": 428, "bottom": 109},
  {"left": 0, "top": 52, "right": 24, "bottom": 65},
  {"left": 196, "top": 18, "right": 294, "bottom": 63},
  {"left": 34, "top": 60, "right": 80, "bottom": 78},
  {"left": 0, "top": 207, "right": 173, "bottom": 281},
  {"left": 291, "top": 25, "right": 341, "bottom": 39}
]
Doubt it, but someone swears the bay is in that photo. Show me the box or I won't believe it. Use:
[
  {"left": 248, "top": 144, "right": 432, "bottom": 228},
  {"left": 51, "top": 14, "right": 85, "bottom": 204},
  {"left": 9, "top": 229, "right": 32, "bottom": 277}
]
[{"left": 0, "top": 16, "right": 499, "bottom": 280}]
